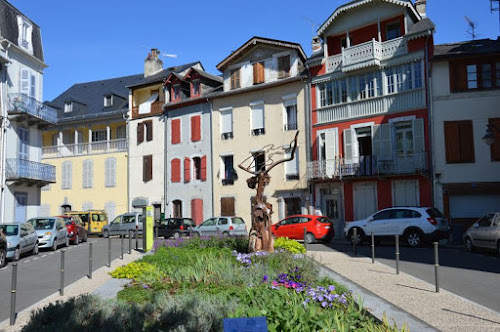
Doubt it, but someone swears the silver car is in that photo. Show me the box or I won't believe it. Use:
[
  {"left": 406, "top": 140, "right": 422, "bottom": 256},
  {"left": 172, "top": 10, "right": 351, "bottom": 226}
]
[
  {"left": 464, "top": 212, "right": 500, "bottom": 255},
  {"left": 101, "top": 212, "right": 143, "bottom": 238},
  {"left": 27, "top": 217, "right": 69, "bottom": 251},
  {"left": 192, "top": 216, "right": 247, "bottom": 237},
  {"left": 2, "top": 222, "right": 39, "bottom": 260}
]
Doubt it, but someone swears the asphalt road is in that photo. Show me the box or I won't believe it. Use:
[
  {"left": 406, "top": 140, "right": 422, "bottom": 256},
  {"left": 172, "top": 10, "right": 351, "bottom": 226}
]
[
  {"left": 0, "top": 237, "right": 137, "bottom": 323},
  {"left": 309, "top": 240, "right": 500, "bottom": 313}
]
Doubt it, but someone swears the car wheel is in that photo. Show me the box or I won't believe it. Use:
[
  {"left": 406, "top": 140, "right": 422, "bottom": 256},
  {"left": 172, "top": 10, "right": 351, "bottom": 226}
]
[
  {"left": 405, "top": 229, "right": 423, "bottom": 248},
  {"left": 13, "top": 247, "right": 20, "bottom": 261},
  {"left": 348, "top": 228, "right": 364, "bottom": 245},
  {"left": 465, "top": 237, "right": 475, "bottom": 253},
  {"left": 0, "top": 248, "right": 5, "bottom": 268},
  {"left": 102, "top": 230, "right": 109, "bottom": 238},
  {"left": 192, "top": 232, "right": 200, "bottom": 238},
  {"left": 52, "top": 238, "right": 58, "bottom": 251},
  {"left": 32, "top": 242, "right": 39, "bottom": 256},
  {"left": 173, "top": 232, "right": 181, "bottom": 239},
  {"left": 75, "top": 235, "right": 79, "bottom": 245},
  {"left": 222, "top": 231, "right": 230, "bottom": 238},
  {"left": 305, "top": 233, "right": 316, "bottom": 244}
]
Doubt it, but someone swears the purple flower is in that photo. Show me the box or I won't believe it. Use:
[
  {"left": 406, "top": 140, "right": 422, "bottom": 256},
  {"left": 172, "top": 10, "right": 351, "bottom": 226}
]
[
  {"left": 328, "top": 285, "right": 336, "bottom": 292},
  {"left": 262, "top": 275, "right": 268, "bottom": 282},
  {"left": 321, "top": 301, "right": 328, "bottom": 307},
  {"left": 142, "top": 284, "right": 150, "bottom": 289}
]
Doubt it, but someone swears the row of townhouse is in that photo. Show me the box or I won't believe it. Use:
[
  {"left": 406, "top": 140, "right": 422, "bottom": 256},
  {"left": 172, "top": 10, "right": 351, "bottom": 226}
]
[{"left": 3, "top": 0, "right": 498, "bottom": 242}]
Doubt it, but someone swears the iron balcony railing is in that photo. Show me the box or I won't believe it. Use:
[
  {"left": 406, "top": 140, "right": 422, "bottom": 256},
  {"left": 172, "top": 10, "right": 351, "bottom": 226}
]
[
  {"left": 42, "top": 139, "right": 127, "bottom": 158},
  {"left": 8, "top": 93, "right": 58, "bottom": 124},
  {"left": 5, "top": 158, "right": 56, "bottom": 183},
  {"left": 307, "top": 153, "right": 427, "bottom": 180}
]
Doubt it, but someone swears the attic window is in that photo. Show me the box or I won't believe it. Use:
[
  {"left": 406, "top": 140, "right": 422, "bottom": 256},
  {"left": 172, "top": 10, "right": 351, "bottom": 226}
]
[
  {"left": 17, "top": 16, "right": 33, "bottom": 53},
  {"left": 386, "top": 21, "right": 401, "bottom": 41},
  {"left": 192, "top": 80, "right": 200, "bottom": 96},
  {"left": 64, "top": 102, "right": 73, "bottom": 113},
  {"left": 104, "top": 95, "right": 113, "bottom": 107}
]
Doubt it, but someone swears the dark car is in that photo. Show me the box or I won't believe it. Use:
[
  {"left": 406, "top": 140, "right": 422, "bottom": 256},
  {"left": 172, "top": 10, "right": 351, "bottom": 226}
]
[
  {"left": 156, "top": 218, "right": 196, "bottom": 239},
  {"left": 0, "top": 230, "right": 6, "bottom": 267},
  {"left": 59, "top": 215, "right": 88, "bottom": 244}
]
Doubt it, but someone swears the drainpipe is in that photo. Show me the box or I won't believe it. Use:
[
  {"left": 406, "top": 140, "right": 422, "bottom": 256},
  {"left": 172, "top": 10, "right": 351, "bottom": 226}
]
[
  {"left": 304, "top": 71, "right": 313, "bottom": 214},
  {"left": 424, "top": 30, "right": 434, "bottom": 207},
  {"left": 208, "top": 96, "right": 215, "bottom": 218},
  {"left": 163, "top": 100, "right": 168, "bottom": 219},
  {"left": 124, "top": 112, "right": 130, "bottom": 212},
  {"left": 0, "top": 40, "right": 11, "bottom": 225}
]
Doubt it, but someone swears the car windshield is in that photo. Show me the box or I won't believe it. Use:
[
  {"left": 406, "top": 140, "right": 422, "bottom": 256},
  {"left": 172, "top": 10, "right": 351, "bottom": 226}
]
[
  {"left": 316, "top": 217, "right": 332, "bottom": 224},
  {"left": 1, "top": 225, "right": 19, "bottom": 236},
  {"left": 426, "top": 208, "right": 444, "bottom": 218},
  {"left": 232, "top": 217, "right": 245, "bottom": 224},
  {"left": 28, "top": 219, "right": 55, "bottom": 230}
]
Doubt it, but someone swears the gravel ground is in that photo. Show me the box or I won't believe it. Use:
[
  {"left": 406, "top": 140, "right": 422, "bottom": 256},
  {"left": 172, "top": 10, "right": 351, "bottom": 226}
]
[
  {"left": 0, "top": 250, "right": 144, "bottom": 332},
  {"left": 308, "top": 249, "right": 500, "bottom": 332}
]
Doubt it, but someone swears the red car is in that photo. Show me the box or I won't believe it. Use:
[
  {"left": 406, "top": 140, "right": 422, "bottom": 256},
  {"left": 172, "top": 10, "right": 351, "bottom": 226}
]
[
  {"left": 59, "top": 215, "right": 88, "bottom": 244},
  {"left": 271, "top": 215, "right": 334, "bottom": 244}
]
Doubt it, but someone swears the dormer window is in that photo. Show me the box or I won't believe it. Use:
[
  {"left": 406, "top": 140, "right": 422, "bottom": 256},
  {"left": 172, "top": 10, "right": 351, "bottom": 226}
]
[
  {"left": 278, "top": 55, "right": 291, "bottom": 79},
  {"left": 192, "top": 80, "right": 200, "bottom": 96},
  {"left": 64, "top": 102, "right": 73, "bottom": 113},
  {"left": 173, "top": 85, "right": 181, "bottom": 100},
  {"left": 104, "top": 95, "right": 113, "bottom": 107},
  {"left": 386, "top": 21, "right": 401, "bottom": 41},
  {"left": 253, "top": 62, "right": 265, "bottom": 84},
  {"left": 230, "top": 69, "right": 240, "bottom": 90},
  {"left": 17, "top": 16, "right": 33, "bottom": 53}
]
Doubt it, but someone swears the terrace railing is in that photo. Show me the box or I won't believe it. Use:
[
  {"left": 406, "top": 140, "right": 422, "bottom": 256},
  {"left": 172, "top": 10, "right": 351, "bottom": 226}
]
[
  {"left": 5, "top": 158, "right": 56, "bottom": 183},
  {"left": 8, "top": 93, "right": 58, "bottom": 124},
  {"left": 42, "top": 139, "right": 127, "bottom": 158}
]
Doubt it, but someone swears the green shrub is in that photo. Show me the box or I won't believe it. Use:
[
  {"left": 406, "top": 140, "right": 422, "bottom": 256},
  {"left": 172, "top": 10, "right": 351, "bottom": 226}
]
[
  {"left": 274, "top": 237, "right": 306, "bottom": 254},
  {"left": 110, "top": 261, "right": 164, "bottom": 280}
]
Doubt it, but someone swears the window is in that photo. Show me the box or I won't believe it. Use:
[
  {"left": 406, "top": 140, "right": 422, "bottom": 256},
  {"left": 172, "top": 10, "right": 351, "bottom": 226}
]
[
  {"left": 395, "top": 122, "right": 413, "bottom": 157},
  {"left": 444, "top": 121, "right": 475, "bottom": 163},
  {"left": 116, "top": 125, "right": 126, "bottom": 139},
  {"left": 221, "top": 197, "right": 235, "bottom": 216},
  {"left": 193, "top": 157, "right": 202, "bottom": 180},
  {"left": 173, "top": 200, "right": 182, "bottom": 218},
  {"left": 137, "top": 122, "right": 144, "bottom": 144},
  {"left": 467, "top": 65, "right": 478, "bottom": 89},
  {"left": 284, "top": 198, "right": 301, "bottom": 217},
  {"left": 317, "top": 78, "right": 347, "bottom": 107},
  {"left": 340, "top": 37, "right": 350, "bottom": 49},
  {"left": 64, "top": 102, "right": 73, "bottom": 113},
  {"left": 171, "top": 118, "right": 181, "bottom": 144},
  {"left": 144, "top": 120, "right": 153, "bottom": 141},
  {"left": 386, "top": 21, "right": 401, "bottom": 40},
  {"left": 82, "top": 159, "right": 93, "bottom": 188},
  {"left": 222, "top": 155, "right": 236, "bottom": 185},
  {"left": 220, "top": 109, "right": 233, "bottom": 139},
  {"left": 171, "top": 158, "right": 181, "bottom": 183},
  {"left": 278, "top": 55, "right": 291, "bottom": 79},
  {"left": 192, "top": 80, "right": 200, "bottom": 95},
  {"left": 285, "top": 148, "right": 299, "bottom": 180},
  {"left": 251, "top": 104, "right": 265, "bottom": 135},
  {"left": 173, "top": 85, "right": 181, "bottom": 100},
  {"left": 283, "top": 97, "right": 298, "bottom": 131},
  {"left": 92, "top": 130, "right": 106, "bottom": 142},
  {"left": 191, "top": 115, "right": 201, "bottom": 142},
  {"left": 253, "top": 62, "right": 265, "bottom": 84},
  {"left": 62, "top": 161, "right": 72, "bottom": 189},
  {"left": 18, "top": 127, "right": 29, "bottom": 160},
  {"left": 230, "top": 68, "right": 240, "bottom": 90},
  {"left": 105, "top": 157, "right": 116, "bottom": 187},
  {"left": 17, "top": 17, "right": 32, "bottom": 52},
  {"left": 104, "top": 95, "right": 112, "bottom": 107},
  {"left": 143, "top": 155, "right": 152, "bottom": 182},
  {"left": 253, "top": 152, "right": 266, "bottom": 173},
  {"left": 452, "top": 61, "right": 500, "bottom": 91},
  {"left": 482, "top": 64, "right": 493, "bottom": 88}
]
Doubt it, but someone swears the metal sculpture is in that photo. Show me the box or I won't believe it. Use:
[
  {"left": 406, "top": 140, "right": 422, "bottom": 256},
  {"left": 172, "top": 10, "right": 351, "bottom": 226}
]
[{"left": 238, "top": 131, "right": 299, "bottom": 253}]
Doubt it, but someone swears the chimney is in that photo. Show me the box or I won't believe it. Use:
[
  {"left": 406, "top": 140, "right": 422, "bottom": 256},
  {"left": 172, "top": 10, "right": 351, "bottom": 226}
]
[
  {"left": 415, "top": 0, "right": 427, "bottom": 18},
  {"left": 144, "top": 48, "right": 163, "bottom": 77},
  {"left": 312, "top": 36, "right": 322, "bottom": 53}
]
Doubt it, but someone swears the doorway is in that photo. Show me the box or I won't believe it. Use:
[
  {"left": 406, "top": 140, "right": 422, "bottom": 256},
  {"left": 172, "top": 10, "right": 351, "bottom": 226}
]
[{"left": 14, "top": 192, "right": 28, "bottom": 223}]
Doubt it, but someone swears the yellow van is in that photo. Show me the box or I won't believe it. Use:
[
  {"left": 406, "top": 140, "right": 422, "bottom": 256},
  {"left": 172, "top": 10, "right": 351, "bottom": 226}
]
[{"left": 65, "top": 210, "right": 108, "bottom": 235}]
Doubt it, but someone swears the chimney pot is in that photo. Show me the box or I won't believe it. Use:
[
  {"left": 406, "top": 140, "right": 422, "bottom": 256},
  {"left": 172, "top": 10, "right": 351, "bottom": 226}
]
[
  {"left": 415, "top": 0, "right": 427, "bottom": 18},
  {"left": 312, "top": 36, "right": 322, "bottom": 53}
]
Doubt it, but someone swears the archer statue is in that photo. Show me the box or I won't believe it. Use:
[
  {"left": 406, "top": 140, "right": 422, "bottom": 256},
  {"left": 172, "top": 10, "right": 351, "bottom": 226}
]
[{"left": 238, "top": 131, "right": 299, "bottom": 253}]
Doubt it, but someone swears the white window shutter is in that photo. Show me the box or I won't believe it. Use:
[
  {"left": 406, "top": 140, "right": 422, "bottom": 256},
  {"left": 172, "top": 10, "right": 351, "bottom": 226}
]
[
  {"left": 343, "top": 129, "right": 352, "bottom": 160},
  {"left": 20, "top": 69, "right": 29, "bottom": 95},
  {"left": 381, "top": 123, "right": 393, "bottom": 160},
  {"left": 89, "top": 160, "right": 94, "bottom": 188},
  {"left": 285, "top": 150, "right": 299, "bottom": 175},
  {"left": 371, "top": 125, "right": 381, "bottom": 157},
  {"left": 413, "top": 118, "right": 425, "bottom": 153},
  {"left": 30, "top": 73, "right": 36, "bottom": 98},
  {"left": 251, "top": 105, "right": 264, "bottom": 130},
  {"left": 68, "top": 162, "right": 72, "bottom": 189},
  {"left": 111, "top": 158, "right": 116, "bottom": 186},
  {"left": 325, "top": 130, "right": 336, "bottom": 161},
  {"left": 221, "top": 111, "right": 232, "bottom": 133}
]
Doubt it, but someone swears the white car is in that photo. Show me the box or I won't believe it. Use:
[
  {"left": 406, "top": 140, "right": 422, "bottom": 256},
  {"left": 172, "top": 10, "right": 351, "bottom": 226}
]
[
  {"left": 464, "top": 212, "right": 500, "bottom": 255},
  {"left": 344, "top": 207, "right": 450, "bottom": 247},
  {"left": 192, "top": 216, "right": 247, "bottom": 237}
]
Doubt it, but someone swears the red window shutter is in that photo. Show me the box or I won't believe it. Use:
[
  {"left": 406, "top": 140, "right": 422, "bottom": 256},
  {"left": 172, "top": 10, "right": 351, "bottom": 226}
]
[
  {"left": 444, "top": 122, "right": 460, "bottom": 163},
  {"left": 201, "top": 155, "right": 207, "bottom": 181},
  {"left": 137, "top": 123, "right": 144, "bottom": 144},
  {"left": 459, "top": 121, "right": 474, "bottom": 162},
  {"left": 143, "top": 155, "right": 152, "bottom": 182},
  {"left": 184, "top": 157, "right": 191, "bottom": 183},
  {"left": 191, "top": 199, "right": 203, "bottom": 225},
  {"left": 191, "top": 116, "right": 201, "bottom": 142},
  {"left": 171, "top": 159, "right": 181, "bottom": 182},
  {"left": 490, "top": 118, "right": 500, "bottom": 161},
  {"left": 171, "top": 119, "right": 181, "bottom": 144}
]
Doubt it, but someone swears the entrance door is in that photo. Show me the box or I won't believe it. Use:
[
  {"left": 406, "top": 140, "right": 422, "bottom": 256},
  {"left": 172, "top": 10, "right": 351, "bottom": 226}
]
[
  {"left": 353, "top": 182, "right": 377, "bottom": 220},
  {"left": 172, "top": 200, "right": 182, "bottom": 218},
  {"left": 322, "top": 194, "right": 341, "bottom": 239},
  {"left": 15, "top": 192, "right": 28, "bottom": 223}
]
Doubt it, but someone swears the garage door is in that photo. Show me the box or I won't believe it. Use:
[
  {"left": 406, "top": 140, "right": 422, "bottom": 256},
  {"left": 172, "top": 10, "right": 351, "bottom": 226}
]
[
  {"left": 449, "top": 195, "right": 500, "bottom": 218},
  {"left": 353, "top": 182, "right": 377, "bottom": 220},
  {"left": 392, "top": 179, "right": 419, "bottom": 207}
]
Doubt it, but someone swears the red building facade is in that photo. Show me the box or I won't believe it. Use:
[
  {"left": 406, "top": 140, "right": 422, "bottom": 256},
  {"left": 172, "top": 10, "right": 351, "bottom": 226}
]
[{"left": 306, "top": 0, "right": 435, "bottom": 238}]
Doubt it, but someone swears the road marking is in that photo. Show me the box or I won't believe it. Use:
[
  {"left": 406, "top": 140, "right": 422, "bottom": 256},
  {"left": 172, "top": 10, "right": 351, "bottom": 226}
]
[
  {"left": 33, "top": 257, "right": 39, "bottom": 260},
  {"left": 49, "top": 252, "right": 54, "bottom": 255},
  {"left": 41, "top": 254, "right": 47, "bottom": 257},
  {"left": 24, "top": 260, "right": 30, "bottom": 263}
]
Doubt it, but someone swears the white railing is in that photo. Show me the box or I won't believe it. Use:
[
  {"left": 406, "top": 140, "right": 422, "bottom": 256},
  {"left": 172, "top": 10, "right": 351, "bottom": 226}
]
[
  {"left": 316, "top": 88, "right": 425, "bottom": 124},
  {"left": 307, "top": 153, "right": 427, "bottom": 180},
  {"left": 42, "top": 139, "right": 127, "bottom": 158},
  {"left": 326, "top": 37, "right": 408, "bottom": 73}
]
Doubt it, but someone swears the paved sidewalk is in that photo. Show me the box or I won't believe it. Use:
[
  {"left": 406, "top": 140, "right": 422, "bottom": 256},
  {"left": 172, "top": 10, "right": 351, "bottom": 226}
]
[{"left": 308, "top": 248, "right": 500, "bottom": 332}]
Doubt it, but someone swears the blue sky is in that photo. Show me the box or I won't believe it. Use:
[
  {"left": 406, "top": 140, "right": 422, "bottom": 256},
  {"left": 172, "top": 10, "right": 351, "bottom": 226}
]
[{"left": 8, "top": 0, "right": 499, "bottom": 101}]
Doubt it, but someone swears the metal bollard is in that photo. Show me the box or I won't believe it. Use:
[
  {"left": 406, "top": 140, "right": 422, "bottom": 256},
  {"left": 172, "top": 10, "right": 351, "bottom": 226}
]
[
  {"left": 434, "top": 242, "right": 440, "bottom": 293},
  {"left": 155, "top": 226, "right": 158, "bottom": 239},
  {"left": 395, "top": 235, "right": 400, "bottom": 274},
  {"left": 353, "top": 228, "right": 358, "bottom": 256},
  {"left": 10, "top": 263, "right": 17, "bottom": 326},
  {"left": 371, "top": 232, "right": 375, "bottom": 264},
  {"left": 107, "top": 236, "right": 111, "bottom": 267},
  {"left": 135, "top": 229, "right": 138, "bottom": 250},
  {"left": 60, "top": 250, "right": 65, "bottom": 296},
  {"left": 121, "top": 235, "right": 124, "bottom": 259},
  {"left": 128, "top": 230, "right": 132, "bottom": 254},
  {"left": 303, "top": 227, "right": 307, "bottom": 250},
  {"left": 88, "top": 242, "right": 93, "bottom": 279}
]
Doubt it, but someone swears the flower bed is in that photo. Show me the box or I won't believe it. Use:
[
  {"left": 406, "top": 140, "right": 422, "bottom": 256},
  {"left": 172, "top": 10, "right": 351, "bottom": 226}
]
[{"left": 22, "top": 236, "right": 402, "bottom": 331}]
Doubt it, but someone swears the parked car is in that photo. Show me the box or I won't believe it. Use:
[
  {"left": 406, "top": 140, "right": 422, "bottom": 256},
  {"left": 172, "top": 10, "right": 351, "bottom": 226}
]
[
  {"left": 464, "top": 212, "right": 500, "bottom": 255},
  {"left": 271, "top": 215, "right": 334, "bottom": 244},
  {"left": 64, "top": 210, "right": 108, "bottom": 235},
  {"left": 101, "top": 212, "right": 143, "bottom": 238},
  {"left": 1, "top": 222, "right": 38, "bottom": 261},
  {"left": 192, "top": 216, "right": 247, "bottom": 237},
  {"left": 27, "top": 217, "right": 69, "bottom": 251},
  {"left": 156, "top": 218, "right": 195, "bottom": 239},
  {"left": 60, "top": 215, "right": 88, "bottom": 244},
  {"left": 0, "top": 232, "right": 6, "bottom": 267},
  {"left": 344, "top": 207, "right": 450, "bottom": 247}
]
